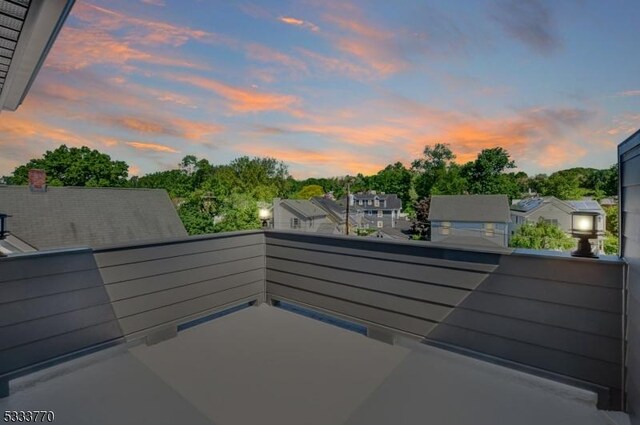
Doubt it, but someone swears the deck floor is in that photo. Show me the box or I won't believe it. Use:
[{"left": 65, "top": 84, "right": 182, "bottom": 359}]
[{"left": 0, "top": 305, "right": 624, "bottom": 425}]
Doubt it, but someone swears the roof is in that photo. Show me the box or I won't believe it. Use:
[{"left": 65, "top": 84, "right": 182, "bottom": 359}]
[
  {"left": 0, "top": 305, "right": 613, "bottom": 425},
  {"left": 0, "top": 185, "right": 187, "bottom": 249},
  {"left": 280, "top": 199, "right": 327, "bottom": 219},
  {"left": 0, "top": 0, "right": 75, "bottom": 112},
  {"left": 566, "top": 200, "right": 604, "bottom": 213},
  {"left": 429, "top": 195, "right": 511, "bottom": 223},
  {"left": 348, "top": 193, "right": 402, "bottom": 210},
  {"left": 316, "top": 222, "right": 338, "bottom": 234}
]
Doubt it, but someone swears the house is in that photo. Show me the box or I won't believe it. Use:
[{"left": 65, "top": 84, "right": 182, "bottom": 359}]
[
  {"left": 271, "top": 198, "right": 339, "bottom": 234},
  {"left": 510, "top": 196, "right": 605, "bottom": 251},
  {"left": 0, "top": 185, "right": 187, "bottom": 252},
  {"left": 345, "top": 191, "right": 402, "bottom": 230},
  {"left": 429, "top": 195, "right": 511, "bottom": 248}
]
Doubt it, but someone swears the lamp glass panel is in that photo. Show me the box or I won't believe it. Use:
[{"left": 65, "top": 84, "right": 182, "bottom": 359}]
[
  {"left": 259, "top": 208, "right": 270, "bottom": 219},
  {"left": 573, "top": 215, "right": 593, "bottom": 232}
]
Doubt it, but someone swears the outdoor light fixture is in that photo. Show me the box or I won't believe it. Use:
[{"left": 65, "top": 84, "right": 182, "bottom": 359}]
[
  {"left": 570, "top": 211, "right": 599, "bottom": 258},
  {"left": 259, "top": 208, "right": 271, "bottom": 229},
  {"left": 0, "top": 213, "right": 9, "bottom": 240}
]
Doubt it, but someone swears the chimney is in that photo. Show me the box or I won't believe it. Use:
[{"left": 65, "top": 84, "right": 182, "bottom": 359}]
[{"left": 28, "top": 169, "right": 47, "bottom": 192}]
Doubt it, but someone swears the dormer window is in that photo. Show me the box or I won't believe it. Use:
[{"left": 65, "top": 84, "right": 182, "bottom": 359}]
[
  {"left": 374, "top": 199, "right": 379, "bottom": 207},
  {"left": 368, "top": 199, "right": 373, "bottom": 206}
]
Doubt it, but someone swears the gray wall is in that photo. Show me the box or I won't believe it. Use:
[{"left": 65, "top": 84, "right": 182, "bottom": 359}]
[
  {"left": 0, "top": 249, "right": 123, "bottom": 379},
  {"left": 265, "top": 231, "right": 625, "bottom": 409},
  {"left": 273, "top": 202, "right": 335, "bottom": 233},
  {"left": 94, "top": 231, "right": 265, "bottom": 340},
  {"left": 621, "top": 130, "right": 640, "bottom": 421}
]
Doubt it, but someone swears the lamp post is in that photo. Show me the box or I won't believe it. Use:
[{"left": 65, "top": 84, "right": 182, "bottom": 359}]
[
  {"left": 259, "top": 208, "right": 271, "bottom": 229},
  {"left": 570, "top": 211, "right": 600, "bottom": 258}
]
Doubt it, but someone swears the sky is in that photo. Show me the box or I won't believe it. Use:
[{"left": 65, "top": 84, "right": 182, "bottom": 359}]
[{"left": 0, "top": 0, "right": 639, "bottom": 179}]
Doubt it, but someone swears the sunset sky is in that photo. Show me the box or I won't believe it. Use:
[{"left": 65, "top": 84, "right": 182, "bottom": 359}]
[{"left": 0, "top": 0, "right": 638, "bottom": 178}]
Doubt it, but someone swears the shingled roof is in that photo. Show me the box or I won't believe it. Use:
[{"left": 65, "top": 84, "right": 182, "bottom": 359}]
[
  {"left": 0, "top": 185, "right": 187, "bottom": 250},
  {"left": 429, "top": 195, "right": 511, "bottom": 223}
]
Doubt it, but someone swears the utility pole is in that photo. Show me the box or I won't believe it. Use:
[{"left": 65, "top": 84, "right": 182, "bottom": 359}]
[{"left": 345, "top": 177, "right": 350, "bottom": 236}]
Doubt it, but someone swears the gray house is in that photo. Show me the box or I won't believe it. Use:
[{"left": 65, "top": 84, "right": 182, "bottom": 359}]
[
  {"left": 510, "top": 196, "right": 605, "bottom": 251},
  {"left": 347, "top": 191, "right": 402, "bottom": 230},
  {"left": 429, "top": 195, "right": 511, "bottom": 248},
  {"left": 0, "top": 185, "right": 187, "bottom": 252},
  {"left": 271, "top": 198, "right": 339, "bottom": 234}
]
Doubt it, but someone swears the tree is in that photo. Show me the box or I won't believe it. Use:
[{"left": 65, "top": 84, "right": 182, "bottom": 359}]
[
  {"left": 135, "top": 169, "right": 194, "bottom": 198},
  {"left": 543, "top": 171, "right": 583, "bottom": 200},
  {"left": 410, "top": 198, "right": 431, "bottom": 240},
  {"left": 214, "top": 192, "right": 260, "bottom": 232},
  {"left": 369, "top": 162, "right": 413, "bottom": 208},
  {"left": 412, "top": 143, "right": 457, "bottom": 199},
  {"left": 509, "top": 220, "right": 575, "bottom": 250},
  {"left": 463, "top": 147, "right": 516, "bottom": 196},
  {"left": 604, "top": 205, "right": 618, "bottom": 236},
  {"left": 11, "top": 145, "right": 128, "bottom": 187},
  {"left": 293, "top": 185, "right": 325, "bottom": 200},
  {"left": 430, "top": 163, "right": 468, "bottom": 196}
]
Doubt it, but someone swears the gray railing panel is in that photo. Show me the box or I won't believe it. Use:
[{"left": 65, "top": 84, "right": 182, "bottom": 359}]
[
  {"left": 265, "top": 231, "right": 625, "bottom": 409},
  {"left": 0, "top": 250, "right": 123, "bottom": 379}
]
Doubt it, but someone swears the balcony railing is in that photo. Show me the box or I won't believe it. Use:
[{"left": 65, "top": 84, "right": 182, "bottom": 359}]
[{"left": 0, "top": 229, "right": 626, "bottom": 410}]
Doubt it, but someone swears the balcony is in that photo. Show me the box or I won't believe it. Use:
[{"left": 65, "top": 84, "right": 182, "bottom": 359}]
[{"left": 0, "top": 228, "right": 629, "bottom": 424}]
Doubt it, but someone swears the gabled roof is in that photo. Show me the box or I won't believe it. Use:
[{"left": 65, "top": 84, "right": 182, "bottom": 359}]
[
  {"left": 0, "top": 185, "right": 187, "bottom": 249},
  {"left": 280, "top": 200, "right": 327, "bottom": 219},
  {"left": 566, "top": 200, "right": 604, "bottom": 213},
  {"left": 341, "top": 194, "right": 402, "bottom": 210},
  {"left": 510, "top": 196, "right": 588, "bottom": 215},
  {"left": 429, "top": 195, "right": 511, "bottom": 222},
  {"left": 311, "top": 197, "right": 358, "bottom": 226}
]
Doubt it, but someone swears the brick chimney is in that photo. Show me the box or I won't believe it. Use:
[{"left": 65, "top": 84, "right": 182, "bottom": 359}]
[{"left": 28, "top": 169, "right": 47, "bottom": 192}]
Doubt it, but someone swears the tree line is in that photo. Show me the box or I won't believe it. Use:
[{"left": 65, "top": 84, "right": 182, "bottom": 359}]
[{"left": 1, "top": 144, "right": 618, "bottom": 241}]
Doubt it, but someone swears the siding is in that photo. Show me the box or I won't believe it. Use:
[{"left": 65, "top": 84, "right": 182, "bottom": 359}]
[
  {"left": 265, "top": 231, "right": 624, "bottom": 409},
  {"left": 621, "top": 129, "right": 640, "bottom": 421},
  {"left": 0, "top": 249, "right": 122, "bottom": 378},
  {"left": 93, "top": 231, "right": 265, "bottom": 340}
]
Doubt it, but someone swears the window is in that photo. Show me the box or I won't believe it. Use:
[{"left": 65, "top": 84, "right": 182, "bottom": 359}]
[
  {"left": 484, "top": 222, "right": 495, "bottom": 237},
  {"left": 358, "top": 200, "right": 363, "bottom": 205},
  {"left": 367, "top": 211, "right": 372, "bottom": 216},
  {"left": 377, "top": 221, "right": 383, "bottom": 228},
  {"left": 374, "top": 199, "right": 379, "bottom": 207},
  {"left": 377, "top": 210, "right": 383, "bottom": 218},
  {"left": 368, "top": 199, "right": 373, "bottom": 205},
  {"left": 542, "top": 218, "right": 558, "bottom": 227},
  {"left": 441, "top": 221, "right": 451, "bottom": 235},
  {"left": 290, "top": 217, "right": 300, "bottom": 229}
]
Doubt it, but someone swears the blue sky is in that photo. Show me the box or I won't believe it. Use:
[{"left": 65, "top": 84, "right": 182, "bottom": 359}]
[{"left": 0, "top": 0, "right": 638, "bottom": 178}]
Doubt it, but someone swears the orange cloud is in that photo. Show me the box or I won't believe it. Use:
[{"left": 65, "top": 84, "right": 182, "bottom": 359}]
[
  {"left": 297, "top": 48, "right": 373, "bottom": 80},
  {"left": 168, "top": 73, "right": 300, "bottom": 113},
  {"left": 48, "top": 27, "right": 205, "bottom": 72},
  {"left": 278, "top": 16, "right": 319, "bottom": 32},
  {"left": 126, "top": 142, "right": 179, "bottom": 153},
  {"left": 245, "top": 43, "right": 307, "bottom": 72}
]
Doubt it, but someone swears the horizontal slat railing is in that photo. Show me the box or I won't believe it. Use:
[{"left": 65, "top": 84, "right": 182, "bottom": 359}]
[
  {"left": 0, "top": 249, "right": 123, "bottom": 383},
  {"left": 93, "top": 231, "right": 265, "bottom": 340},
  {"left": 265, "top": 231, "right": 625, "bottom": 409}
]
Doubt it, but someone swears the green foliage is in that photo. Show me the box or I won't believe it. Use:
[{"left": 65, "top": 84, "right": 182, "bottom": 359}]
[
  {"left": 412, "top": 143, "right": 458, "bottom": 199},
  {"left": 604, "top": 205, "right": 619, "bottom": 236},
  {"left": 213, "top": 192, "right": 260, "bottom": 232},
  {"left": 541, "top": 170, "right": 586, "bottom": 200},
  {"left": 369, "top": 162, "right": 413, "bottom": 207},
  {"left": 293, "top": 185, "right": 325, "bottom": 200},
  {"left": 604, "top": 231, "right": 619, "bottom": 255},
  {"left": 11, "top": 145, "right": 128, "bottom": 187},
  {"left": 134, "top": 170, "right": 194, "bottom": 198},
  {"left": 509, "top": 220, "right": 575, "bottom": 250},
  {"left": 463, "top": 147, "right": 516, "bottom": 197}
]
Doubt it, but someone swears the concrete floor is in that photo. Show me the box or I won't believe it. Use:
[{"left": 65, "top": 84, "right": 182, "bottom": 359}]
[{"left": 0, "top": 305, "right": 628, "bottom": 425}]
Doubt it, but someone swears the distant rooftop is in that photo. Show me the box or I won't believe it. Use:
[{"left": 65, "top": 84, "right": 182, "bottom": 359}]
[
  {"left": 429, "top": 195, "right": 511, "bottom": 223},
  {"left": 0, "top": 185, "right": 187, "bottom": 250}
]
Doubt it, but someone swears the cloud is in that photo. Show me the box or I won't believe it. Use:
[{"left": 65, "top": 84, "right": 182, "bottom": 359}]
[
  {"left": 615, "top": 90, "right": 640, "bottom": 98},
  {"left": 168, "top": 73, "right": 300, "bottom": 113},
  {"left": 297, "top": 48, "right": 373, "bottom": 80},
  {"left": 278, "top": 16, "right": 320, "bottom": 32},
  {"left": 244, "top": 43, "right": 308, "bottom": 73},
  {"left": 126, "top": 142, "right": 179, "bottom": 153},
  {"left": 141, "top": 0, "right": 165, "bottom": 6},
  {"left": 491, "top": 0, "right": 560, "bottom": 55}
]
